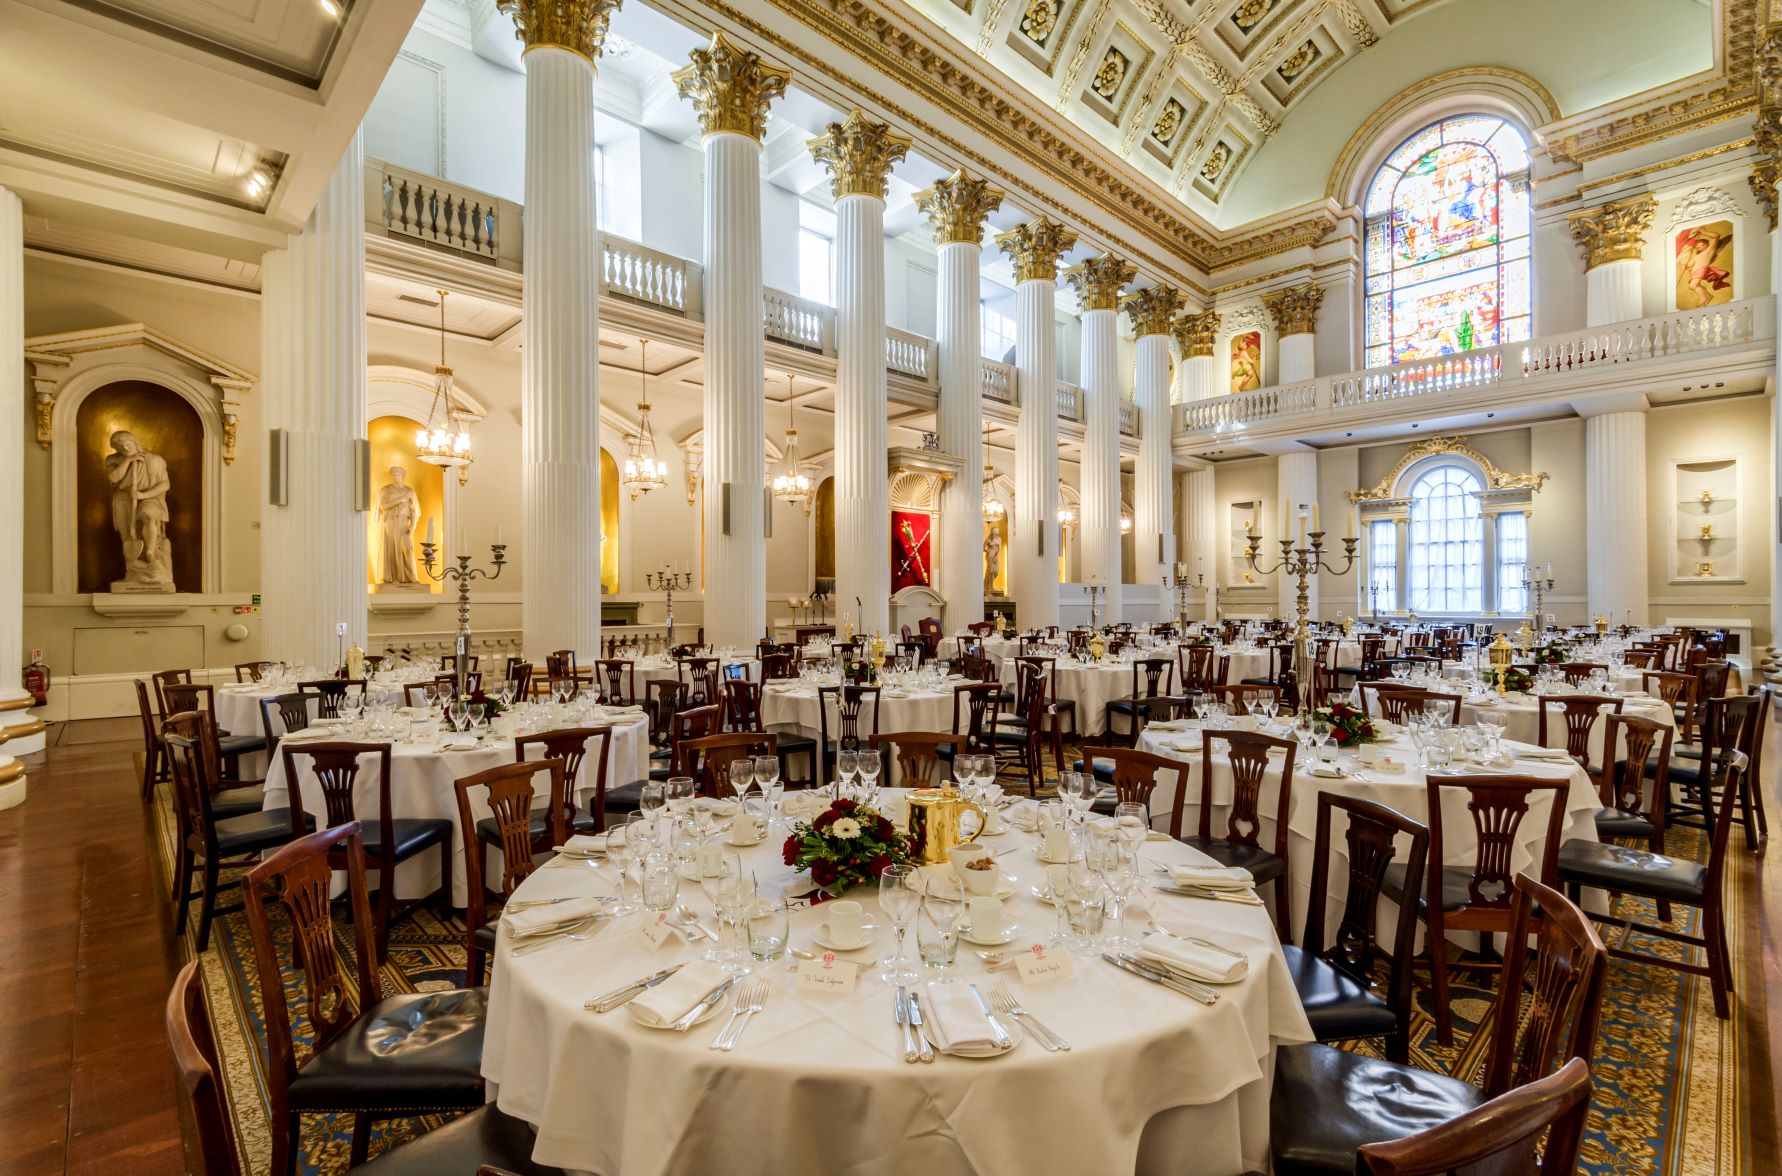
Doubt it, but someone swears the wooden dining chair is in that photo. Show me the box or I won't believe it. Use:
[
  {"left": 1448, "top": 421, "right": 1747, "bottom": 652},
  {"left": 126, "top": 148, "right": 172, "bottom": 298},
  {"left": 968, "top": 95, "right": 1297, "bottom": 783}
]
[
  {"left": 163, "top": 712, "right": 310, "bottom": 951},
  {"left": 504, "top": 658, "right": 533, "bottom": 700},
  {"left": 684, "top": 731, "right": 778, "bottom": 797},
  {"left": 298, "top": 678, "right": 367, "bottom": 719},
  {"left": 235, "top": 660, "right": 275, "bottom": 683},
  {"left": 816, "top": 685, "right": 881, "bottom": 782},
  {"left": 1009, "top": 654, "right": 1076, "bottom": 737},
  {"left": 1658, "top": 692, "right": 1757, "bottom": 843},
  {"left": 1201, "top": 682, "right": 1284, "bottom": 714},
  {"left": 935, "top": 681, "right": 1000, "bottom": 770},
  {"left": 511, "top": 727, "right": 609, "bottom": 836},
  {"left": 1355, "top": 1057, "right": 1593, "bottom": 1176},
  {"left": 1594, "top": 712, "right": 1673, "bottom": 868},
  {"left": 457, "top": 758, "right": 568, "bottom": 986},
  {"left": 869, "top": 732, "right": 955, "bottom": 788},
  {"left": 1269, "top": 874, "right": 1605, "bottom": 1176},
  {"left": 258, "top": 691, "right": 313, "bottom": 757},
  {"left": 1642, "top": 669, "right": 1698, "bottom": 744},
  {"left": 134, "top": 678, "right": 169, "bottom": 802},
  {"left": 1080, "top": 745, "right": 1189, "bottom": 837},
  {"left": 677, "top": 656, "right": 721, "bottom": 706},
  {"left": 1103, "top": 657, "right": 1175, "bottom": 747},
  {"left": 281, "top": 741, "right": 453, "bottom": 962},
  {"left": 1380, "top": 773, "right": 1570, "bottom": 1045},
  {"left": 1362, "top": 685, "right": 1459, "bottom": 725},
  {"left": 441, "top": 654, "right": 484, "bottom": 674},
  {"left": 593, "top": 658, "right": 636, "bottom": 705},
  {"left": 163, "top": 680, "right": 267, "bottom": 783},
  {"left": 243, "top": 823, "right": 490, "bottom": 1176},
  {"left": 1535, "top": 694, "right": 1623, "bottom": 775},
  {"left": 152, "top": 667, "right": 193, "bottom": 717},
  {"left": 437, "top": 671, "right": 484, "bottom": 696},
  {"left": 1287, "top": 795, "right": 1427, "bottom": 1063},
  {"left": 992, "top": 669, "right": 1064, "bottom": 795},
  {"left": 722, "top": 679, "right": 817, "bottom": 785},
  {"left": 1188, "top": 729, "right": 1296, "bottom": 942}
]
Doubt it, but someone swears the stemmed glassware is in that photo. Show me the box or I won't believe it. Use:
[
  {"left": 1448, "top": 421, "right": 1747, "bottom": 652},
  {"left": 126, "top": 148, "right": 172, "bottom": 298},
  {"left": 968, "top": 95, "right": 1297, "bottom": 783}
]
[
  {"left": 1061, "top": 851, "right": 1106, "bottom": 950},
  {"left": 698, "top": 847, "right": 743, "bottom": 966},
  {"left": 857, "top": 747, "right": 881, "bottom": 803},
  {"left": 448, "top": 697, "right": 470, "bottom": 734},
  {"left": 916, "top": 870, "right": 965, "bottom": 977},
  {"left": 753, "top": 755, "right": 782, "bottom": 828},
  {"left": 605, "top": 822, "right": 637, "bottom": 915},
  {"left": 834, "top": 749, "right": 858, "bottom": 800},
  {"left": 877, "top": 863, "right": 919, "bottom": 984},
  {"left": 665, "top": 776, "right": 696, "bottom": 820},
  {"left": 728, "top": 758, "right": 756, "bottom": 805},
  {"left": 1091, "top": 828, "right": 1140, "bottom": 950}
]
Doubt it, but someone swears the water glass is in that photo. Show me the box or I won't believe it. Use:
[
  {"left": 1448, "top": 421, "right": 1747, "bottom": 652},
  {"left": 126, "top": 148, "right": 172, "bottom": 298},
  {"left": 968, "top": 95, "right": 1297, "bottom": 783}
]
[
  {"left": 605, "top": 823, "right": 638, "bottom": 915},
  {"left": 748, "top": 894, "right": 789, "bottom": 962},
  {"left": 666, "top": 776, "right": 696, "bottom": 817},
  {"left": 639, "top": 781, "right": 666, "bottom": 817},
  {"left": 878, "top": 863, "right": 920, "bottom": 984},
  {"left": 917, "top": 875, "right": 964, "bottom": 973},
  {"left": 857, "top": 748, "right": 881, "bottom": 797},
  {"left": 640, "top": 852, "right": 679, "bottom": 913}
]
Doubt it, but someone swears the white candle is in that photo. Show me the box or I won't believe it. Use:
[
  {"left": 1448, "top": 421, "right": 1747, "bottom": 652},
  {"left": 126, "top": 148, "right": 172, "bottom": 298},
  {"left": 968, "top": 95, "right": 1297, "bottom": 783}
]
[
  {"left": 1347, "top": 507, "right": 1357, "bottom": 539},
  {"left": 424, "top": 516, "right": 435, "bottom": 543},
  {"left": 1311, "top": 503, "right": 1321, "bottom": 533}
]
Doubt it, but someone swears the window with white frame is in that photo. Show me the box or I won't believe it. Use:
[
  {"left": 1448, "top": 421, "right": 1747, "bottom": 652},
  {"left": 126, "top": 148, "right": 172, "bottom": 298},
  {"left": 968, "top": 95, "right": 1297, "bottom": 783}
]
[
  {"left": 798, "top": 201, "right": 836, "bottom": 306},
  {"left": 1368, "top": 519, "right": 1397, "bottom": 613},
  {"left": 1406, "top": 463, "right": 1484, "bottom": 613},
  {"left": 1496, "top": 510, "right": 1529, "bottom": 614},
  {"left": 981, "top": 303, "right": 1017, "bottom": 362}
]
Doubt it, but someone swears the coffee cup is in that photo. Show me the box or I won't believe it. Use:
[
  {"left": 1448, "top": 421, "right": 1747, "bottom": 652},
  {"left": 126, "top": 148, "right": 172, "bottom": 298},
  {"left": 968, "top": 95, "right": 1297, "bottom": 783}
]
[
  {"left": 947, "top": 843, "right": 990, "bottom": 875},
  {"left": 950, "top": 846, "right": 1000, "bottom": 895},
  {"left": 968, "top": 897, "right": 1007, "bottom": 941},
  {"left": 1358, "top": 743, "right": 1380, "bottom": 766},
  {"left": 729, "top": 812, "right": 761, "bottom": 843},
  {"left": 827, "top": 899, "right": 864, "bottom": 947},
  {"left": 1041, "top": 827, "right": 1072, "bottom": 862}
]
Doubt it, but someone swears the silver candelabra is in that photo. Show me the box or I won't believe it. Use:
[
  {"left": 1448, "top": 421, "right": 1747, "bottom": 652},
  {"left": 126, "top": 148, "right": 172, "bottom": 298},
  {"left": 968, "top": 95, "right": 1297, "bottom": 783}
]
[
  {"left": 419, "top": 538, "right": 507, "bottom": 697},
  {"left": 646, "top": 566, "right": 694, "bottom": 649}
]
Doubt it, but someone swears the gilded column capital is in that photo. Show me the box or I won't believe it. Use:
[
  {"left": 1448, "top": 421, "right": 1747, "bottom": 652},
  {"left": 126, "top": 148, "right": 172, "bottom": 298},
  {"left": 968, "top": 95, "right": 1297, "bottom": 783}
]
[
  {"left": 1566, "top": 195, "right": 1658, "bottom": 270},
  {"left": 1121, "top": 284, "right": 1185, "bottom": 336},
  {"left": 670, "top": 31, "right": 791, "bottom": 143},
  {"left": 1752, "top": 24, "right": 1782, "bottom": 230},
  {"left": 1261, "top": 281, "right": 1324, "bottom": 336},
  {"left": 1062, "top": 254, "right": 1136, "bottom": 313},
  {"left": 807, "top": 110, "right": 912, "bottom": 201},
  {"left": 496, "top": 0, "right": 624, "bottom": 63},
  {"left": 1170, "top": 309, "right": 1220, "bottom": 358},
  {"left": 913, "top": 170, "right": 1005, "bottom": 246},
  {"left": 994, "top": 216, "right": 1078, "bottom": 285}
]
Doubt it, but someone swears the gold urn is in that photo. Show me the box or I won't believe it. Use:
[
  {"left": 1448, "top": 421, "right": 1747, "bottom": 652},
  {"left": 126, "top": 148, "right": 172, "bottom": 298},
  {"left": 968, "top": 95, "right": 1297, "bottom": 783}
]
[
  {"left": 1592, "top": 614, "right": 1609, "bottom": 635},
  {"left": 1488, "top": 632, "right": 1515, "bottom": 697},
  {"left": 904, "top": 787, "right": 986, "bottom": 865}
]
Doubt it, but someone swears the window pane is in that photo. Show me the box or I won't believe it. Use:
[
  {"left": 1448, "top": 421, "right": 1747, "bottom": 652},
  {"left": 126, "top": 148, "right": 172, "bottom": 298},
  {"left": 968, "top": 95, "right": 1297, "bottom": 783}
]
[
  {"left": 1497, "top": 511, "right": 1529, "bottom": 614},
  {"left": 1368, "top": 519, "right": 1397, "bottom": 613},
  {"left": 798, "top": 228, "right": 833, "bottom": 306},
  {"left": 1407, "top": 464, "right": 1483, "bottom": 612}
]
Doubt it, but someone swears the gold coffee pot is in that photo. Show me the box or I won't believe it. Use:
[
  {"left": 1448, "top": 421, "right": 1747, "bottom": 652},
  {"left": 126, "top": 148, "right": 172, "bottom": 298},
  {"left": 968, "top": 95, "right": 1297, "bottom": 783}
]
[{"left": 904, "top": 787, "right": 986, "bottom": 865}]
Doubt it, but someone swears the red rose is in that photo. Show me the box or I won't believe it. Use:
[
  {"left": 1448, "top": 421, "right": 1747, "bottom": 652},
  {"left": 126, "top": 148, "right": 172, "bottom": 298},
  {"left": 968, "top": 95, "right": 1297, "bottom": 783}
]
[
  {"left": 814, "top": 810, "right": 838, "bottom": 831},
  {"left": 833, "top": 798, "right": 859, "bottom": 813},
  {"left": 876, "top": 817, "right": 894, "bottom": 839},
  {"left": 869, "top": 853, "right": 892, "bottom": 877},
  {"left": 782, "top": 835, "right": 800, "bottom": 865},
  {"left": 810, "top": 859, "right": 839, "bottom": 886},
  {"left": 1332, "top": 729, "right": 1349, "bottom": 745}
]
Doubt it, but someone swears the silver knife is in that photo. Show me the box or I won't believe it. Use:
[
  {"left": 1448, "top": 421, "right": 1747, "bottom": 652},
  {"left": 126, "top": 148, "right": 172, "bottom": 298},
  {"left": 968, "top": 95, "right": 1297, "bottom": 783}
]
[
  {"left": 905, "top": 993, "right": 935, "bottom": 1062},
  {"left": 671, "top": 977, "right": 736, "bottom": 1032},
  {"left": 894, "top": 986, "right": 918, "bottom": 1063},
  {"left": 1126, "top": 953, "right": 1226, "bottom": 1003},
  {"left": 585, "top": 964, "right": 684, "bottom": 1013},
  {"left": 1101, "top": 953, "right": 1218, "bottom": 1005},
  {"left": 966, "top": 984, "right": 1015, "bottom": 1051}
]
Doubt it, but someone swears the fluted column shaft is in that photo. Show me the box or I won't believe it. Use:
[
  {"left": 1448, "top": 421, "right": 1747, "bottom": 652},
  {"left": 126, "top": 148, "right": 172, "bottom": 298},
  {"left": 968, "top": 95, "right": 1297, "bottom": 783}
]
[
  {"left": 521, "top": 46, "right": 602, "bottom": 660},
  {"left": 1184, "top": 466, "right": 1217, "bottom": 622},
  {"left": 0, "top": 185, "right": 38, "bottom": 770},
  {"left": 1078, "top": 306, "right": 1122, "bottom": 619},
  {"left": 1012, "top": 278, "right": 1060, "bottom": 628},
  {"left": 935, "top": 241, "right": 984, "bottom": 632},
  {"left": 261, "top": 133, "right": 368, "bottom": 668},
  {"left": 1276, "top": 452, "right": 1318, "bottom": 622},
  {"left": 1585, "top": 411, "right": 1649, "bottom": 625},
  {"left": 834, "top": 193, "right": 889, "bottom": 634},
  {"left": 1585, "top": 260, "right": 1642, "bottom": 327},
  {"left": 1277, "top": 333, "right": 1314, "bottom": 384},
  {"left": 702, "top": 132, "right": 767, "bottom": 647},
  {"left": 1185, "top": 355, "right": 1217, "bottom": 400},
  {"left": 1134, "top": 333, "right": 1174, "bottom": 592}
]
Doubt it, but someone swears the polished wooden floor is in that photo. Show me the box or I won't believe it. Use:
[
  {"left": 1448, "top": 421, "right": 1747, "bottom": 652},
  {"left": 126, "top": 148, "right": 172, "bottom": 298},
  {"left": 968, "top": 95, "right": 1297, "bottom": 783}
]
[{"left": 0, "top": 714, "right": 1777, "bottom": 1176}]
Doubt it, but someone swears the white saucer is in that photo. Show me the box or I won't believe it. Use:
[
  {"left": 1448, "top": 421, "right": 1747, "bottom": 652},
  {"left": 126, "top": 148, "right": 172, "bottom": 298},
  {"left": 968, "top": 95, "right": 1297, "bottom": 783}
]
[
  {"left": 959, "top": 920, "right": 1019, "bottom": 946},
  {"left": 1033, "top": 849, "right": 1083, "bottom": 865},
  {"left": 723, "top": 830, "right": 768, "bottom": 847},
  {"left": 813, "top": 920, "right": 883, "bottom": 952},
  {"left": 626, "top": 995, "right": 725, "bottom": 1030},
  {"left": 960, "top": 872, "right": 1019, "bottom": 900}
]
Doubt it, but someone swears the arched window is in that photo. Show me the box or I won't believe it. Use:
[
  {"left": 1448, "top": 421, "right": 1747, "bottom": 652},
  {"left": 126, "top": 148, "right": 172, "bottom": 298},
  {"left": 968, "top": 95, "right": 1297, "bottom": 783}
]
[
  {"left": 1363, "top": 115, "right": 1531, "bottom": 369},
  {"left": 1406, "top": 463, "right": 1483, "bottom": 613}
]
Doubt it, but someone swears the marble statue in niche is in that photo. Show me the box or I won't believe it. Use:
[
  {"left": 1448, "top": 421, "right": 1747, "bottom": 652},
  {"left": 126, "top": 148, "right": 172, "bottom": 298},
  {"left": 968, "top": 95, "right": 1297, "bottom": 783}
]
[
  {"left": 376, "top": 465, "right": 423, "bottom": 587},
  {"left": 105, "top": 430, "right": 174, "bottom": 592},
  {"left": 983, "top": 524, "right": 1004, "bottom": 597}
]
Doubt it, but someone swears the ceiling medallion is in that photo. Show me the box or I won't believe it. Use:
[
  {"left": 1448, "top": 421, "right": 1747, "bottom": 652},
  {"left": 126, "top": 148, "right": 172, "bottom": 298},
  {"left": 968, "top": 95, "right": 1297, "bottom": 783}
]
[
  {"left": 1151, "top": 99, "right": 1184, "bottom": 144},
  {"left": 1092, "top": 49, "right": 1128, "bottom": 99},
  {"left": 1277, "top": 40, "right": 1319, "bottom": 83},
  {"left": 1020, "top": 0, "right": 1059, "bottom": 45}
]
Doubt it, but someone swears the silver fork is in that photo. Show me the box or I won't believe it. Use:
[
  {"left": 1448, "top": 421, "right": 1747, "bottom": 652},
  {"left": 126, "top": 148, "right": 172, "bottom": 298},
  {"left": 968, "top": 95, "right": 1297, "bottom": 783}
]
[
  {"left": 991, "top": 983, "right": 1069, "bottom": 1052},
  {"left": 708, "top": 980, "right": 753, "bottom": 1050},
  {"left": 716, "top": 980, "right": 770, "bottom": 1051}
]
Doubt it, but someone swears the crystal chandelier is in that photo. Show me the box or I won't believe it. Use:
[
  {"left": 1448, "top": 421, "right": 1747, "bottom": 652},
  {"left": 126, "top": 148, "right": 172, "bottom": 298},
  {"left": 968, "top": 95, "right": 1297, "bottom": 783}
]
[
  {"left": 622, "top": 338, "right": 668, "bottom": 500},
  {"left": 981, "top": 465, "right": 1005, "bottom": 521},
  {"left": 1057, "top": 505, "right": 1076, "bottom": 530},
  {"left": 1120, "top": 511, "right": 1134, "bottom": 535},
  {"left": 770, "top": 372, "right": 813, "bottom": 512},
  {"left": 416, "top": 289, "right": 473, "bottom": 474}
]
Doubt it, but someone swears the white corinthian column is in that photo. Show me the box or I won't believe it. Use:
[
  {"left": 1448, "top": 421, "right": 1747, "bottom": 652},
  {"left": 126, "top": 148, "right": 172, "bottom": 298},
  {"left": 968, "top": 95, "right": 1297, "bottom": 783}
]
[
  {"left": 1125, "top": 285, "right": 1185, "bottom": 599},
  {"left": 1065, "top": 254, "right": 1134, "bottom": 623},
  {"left": 1567, "top": 195, "right": 1656, "bottom": 327},
  {"left": 1584, "top": 410, "right": 1650, "bottom": 625}
]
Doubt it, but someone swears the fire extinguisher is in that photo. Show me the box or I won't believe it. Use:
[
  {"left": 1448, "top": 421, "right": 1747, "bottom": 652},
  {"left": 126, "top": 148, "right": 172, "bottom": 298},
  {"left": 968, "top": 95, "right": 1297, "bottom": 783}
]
[{"left": 22, "top": 657, "right": 48, "bottom": 706}]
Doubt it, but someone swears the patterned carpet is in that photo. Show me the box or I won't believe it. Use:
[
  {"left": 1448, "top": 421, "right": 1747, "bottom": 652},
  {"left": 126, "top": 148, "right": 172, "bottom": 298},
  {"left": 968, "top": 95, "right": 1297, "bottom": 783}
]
[{"left": 151, "top": 761, "right": 1760, "bottom": 1175}]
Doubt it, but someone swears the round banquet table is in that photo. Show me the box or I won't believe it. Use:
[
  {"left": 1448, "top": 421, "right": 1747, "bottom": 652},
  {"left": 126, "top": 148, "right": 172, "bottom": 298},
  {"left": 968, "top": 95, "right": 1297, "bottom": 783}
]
[
  {"left": 1134, "top": 721, "right": 1605, "bottom": 948},
  {"left": 758, "top": 680, "right": 957, "bottom": 749},
  {"left": 481, "top": 794, "right": 1315, "bottom": 1175},
  {"left": 213, "top": 679, "right": 410, "bottom": 776},
  {"left": 1352, "top": 684, "right": 1675, "bottom": 762},
  {"left": 936, "top": 634, "right": 1022, "bottom": 666},
  {"left": 999, "top": 658, "right": 1137, "bottom": 737},
  {"left": 259, "top": 705, "right": 652, "bottom": 906}
]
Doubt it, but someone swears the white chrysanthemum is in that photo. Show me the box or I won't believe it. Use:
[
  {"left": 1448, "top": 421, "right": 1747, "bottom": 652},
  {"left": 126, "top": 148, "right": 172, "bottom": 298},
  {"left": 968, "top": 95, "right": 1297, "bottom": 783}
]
[{"left": 831, "top": 817, "right": 862, "bottom": 840}]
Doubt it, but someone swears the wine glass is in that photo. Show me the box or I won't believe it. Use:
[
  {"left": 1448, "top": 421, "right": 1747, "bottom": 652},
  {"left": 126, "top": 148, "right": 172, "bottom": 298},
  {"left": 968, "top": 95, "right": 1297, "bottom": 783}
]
[
  {"left": 753, "top": 755, "right": 782, "bottom": 828},
  {"left": 421, "top": 682, "right": 439, "bottom": 710},
  {"left": 728, "top": 758, "right": 756, "bottom": 805},
  {"left": 1093, "top": 831, "right": 1140, "bottom": 950},
  {"left": 447, "top": 697, "right": 469, "bottom": 734},
  {"left": 1112, "top": 800, "right": 1149, "bottom": 850},
  {"left": 1062, "top": 853, "right": 1107, "bottom": 951},
  {"left": 1311, "top": 718, "right": 1332, "bottom": 763},
  {"left": 835, "top": 749, "right": 859, "bottom": 799},
  {"left": 666, "top": 776, "right": 695, "bottom": 818},
  {"left": 605, "top": 822, "right": 637, "bottom": 915},
  {"left": 715, "top": 870, "right": 756, "bottom": 974},
  {"left": 857, "top": 746, "right": 881, "bottom": 800},
  {"left": 916, "top": 870, "right": 965, "bottom": 977},
  {"left": 639, "top": 781, "right": 666, "bottom": 821},
  {"left": 877, "top": 863, "right": 919, "bottom": 984}
]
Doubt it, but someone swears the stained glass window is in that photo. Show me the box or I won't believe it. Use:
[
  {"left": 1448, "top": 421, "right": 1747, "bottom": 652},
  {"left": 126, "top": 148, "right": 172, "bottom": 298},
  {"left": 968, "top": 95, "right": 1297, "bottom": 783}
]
[
  {"left": 1406, "top": 464, "right": 1483, "bottom": 613},
  {"left": 1363, "top": 116, "right": 1531, "bottom": 369}
]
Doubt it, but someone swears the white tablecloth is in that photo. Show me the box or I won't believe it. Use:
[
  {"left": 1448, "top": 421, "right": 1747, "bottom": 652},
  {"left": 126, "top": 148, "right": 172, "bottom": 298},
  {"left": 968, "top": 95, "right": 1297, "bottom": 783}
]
[
  {"left": 758, "top": 683, "right": 958, "bottom": 784},
  {"left": 1353, "top": 686, "right": 1674, "bottom": 762},
  {"left": 1135, "top": 725, "right": 1603, "bottom": 948},
  {"left": 482, "top": 794, "right": 1314, "bottom": 1175},
  {"left": 260, "top": 709, "right": 651, "bottom": 905},
  {"left": 214, "top": 680, "right": 411, "bottom": 776},
  {"left": 937, "top": 634, "right": 1022, "bottom": 667}
]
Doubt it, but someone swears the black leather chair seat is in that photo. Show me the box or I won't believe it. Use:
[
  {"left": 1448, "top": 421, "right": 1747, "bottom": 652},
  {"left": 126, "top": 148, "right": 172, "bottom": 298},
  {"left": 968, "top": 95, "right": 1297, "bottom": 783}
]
[
  {"left": 475, "top": 809, "right": 597, "bottom": 847},
  {"left": 288, "top": 987, "right": 489, "bottom": 1112},
  {"left": 1238, "top": 676, "right": 1280, "bottom": 689},
  {"left": 1269, "top": 1042, "right": 1488, "bottom": 1175},
  {"left": 1069, "top": 758, "right": 1117, "bottom": 784},
  {"left": 762, "top": 723, "right": 817, "bottom": 752},
  {"left": 362, "top": 818, "right": 453, "bottom": 859},
  {"left": 215, "top": 808, "right": 312, "bottom": 856},
  {"left": 1106, "top": 696, "right": 1168, "bottom": 717},
  {"left": 1177, "top": 836, "right": 1284, "bottom": 883},
  {"left": 211, "top": 784, "right": 266, "bottom": 819},
  {"left": 1594, "top": 807, "right": 1656, "bottom": 840},
  {"left": 604, "top": 780, "right": 648, "bottom": 815},
  {"left": 217, "top": 732, "right": 268, "bottom": 757},
  {"left": 1381, "top": 861, "right": 1474, "bottom": 911},
  {"left": 931, "top": 742, "right": 967, "bottom": 765},
  {"left": 1648, "top": 757, "right": 1706, "bottom": 788},
  {"left": 1556, "top": 839, "right": 1706, "bottom": 905},
  {"left": 1279, "top": 946, "right": 1398, "bottom": 1043},
  {"left": 359, "top": 1104, "right": 565, "bottom": 1175},
  {"left": 473, "top": 923, "right": 497, "bottom": 954}
]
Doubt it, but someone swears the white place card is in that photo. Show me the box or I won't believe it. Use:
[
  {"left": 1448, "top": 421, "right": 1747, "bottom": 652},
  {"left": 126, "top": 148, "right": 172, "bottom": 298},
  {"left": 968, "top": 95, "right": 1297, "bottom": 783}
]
[
  {"left": 794, "top": 953, "right": 859, "bottom": 995},
  {"left": 1011, "top": 943, "right": 1075, "bottom": 986},
  {"left": 637, "top": 911, "right": 685, "bottom": 950}
]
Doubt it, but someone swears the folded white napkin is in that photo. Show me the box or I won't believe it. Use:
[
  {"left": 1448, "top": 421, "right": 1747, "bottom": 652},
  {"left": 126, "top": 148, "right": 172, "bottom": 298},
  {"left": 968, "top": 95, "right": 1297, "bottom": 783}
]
[
  {"left": 922, "top": 982, "right": 997, "bottom": 1051},
  {"left": 1137, "top": 932, "right": 1250, "bottom": 984},
  {"left": 630, "top": 961, "right": 731, "bottom": 1027},
  {"left": 555, "top": 833, "right": 606, "bottom": 856},
  {"left": 1146, "top": 718, "right": 1195, "bottom": 732},
  {"left": 1501, "top": 740, "right": 1574, "bottom": 763},
  {"left": 1306, "top": 762, "right": 1344, "bottom": 778},
  {"left": 1167, "top": 864, "right": 1253, "bottom": 891},
  {"left": 503, "top": 897, "right": 608, "bottom": 938},
  {"left": 279, "top": 727, "right": 330, "bottom": 743},
  {"left": 440, "top": 736, "right": 479, "bottom": 751},
  {"left": 781, "top": 791, "right": 828, "bottom": 820}
]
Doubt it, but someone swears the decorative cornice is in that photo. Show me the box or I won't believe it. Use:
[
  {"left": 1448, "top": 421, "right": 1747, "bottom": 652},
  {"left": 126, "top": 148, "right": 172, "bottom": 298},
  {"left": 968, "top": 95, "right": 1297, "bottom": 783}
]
[
  {"left": 912, "top": 170, "right": 1006, "bottom": 245},
  {"left": 807, "top": 109, "right": 912, "bottom": 200},
  {"left": 1121, "top": 285, "right": 1185, "bottom": 336},
  {"left": 1260, "top": 281, "right": 1324, "bottom": 336},
  {"left": 495, "top": 0, "right": 624, "bottom": 63},
  {"left": 1566, "top": 195, "right": 1658, "bottom": 270},
  {"left": 1170, "top": 309, "right": 1220, "bottom": 358},
  {"left": 1349, "top": 436, "right": 1548, "bottom": 502},
  {"left": 671, "top": 31, "right": 791, "bottom": 143},
  {"left": 995, "top": 217, "right": 1078, "bottom": 284},
  {"left": 1062, "top": 253, "right": 1136, "bottom": 312}
]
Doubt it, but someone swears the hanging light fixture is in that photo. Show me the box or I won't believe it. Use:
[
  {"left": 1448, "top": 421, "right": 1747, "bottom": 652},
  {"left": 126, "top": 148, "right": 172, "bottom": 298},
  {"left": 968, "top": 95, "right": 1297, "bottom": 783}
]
[
  {"left": 416, "top": 289, "right": 473, "bottom": 474},
  {"left": 622, "top": 338, "right": 668, "bottom": 500},
  {"left": 981, "top": 465, "right": 1005, "bottom": 521},
  {"left": 1120, "top": 511, "right": 1134, "bottom": 535},
  {"left": 1057, "top": 504, "right": 1076, "bottom": 530},
  {"left": 770, "top": 371, "right": 813, "bottom": 512}
]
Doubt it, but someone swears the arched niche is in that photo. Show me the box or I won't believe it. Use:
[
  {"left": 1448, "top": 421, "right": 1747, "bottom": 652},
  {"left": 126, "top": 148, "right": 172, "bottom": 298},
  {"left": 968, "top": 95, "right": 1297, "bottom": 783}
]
[
  {"left": 366, "top": 365, "right": 490, "bottom": 590},
  {"left": 29, "top": 325, "right": 247, "bottom": 595},
  {"left": 76, "top": 382, "right": 204, "bottom": 592}
]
